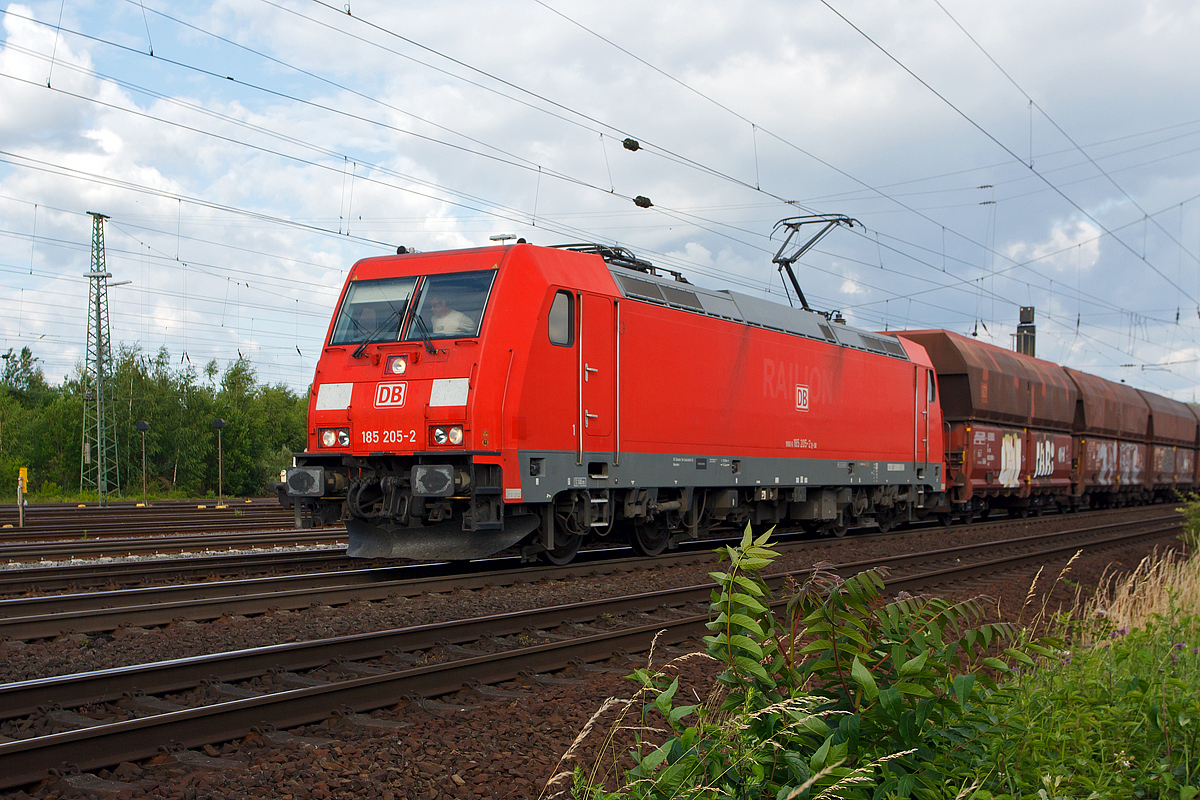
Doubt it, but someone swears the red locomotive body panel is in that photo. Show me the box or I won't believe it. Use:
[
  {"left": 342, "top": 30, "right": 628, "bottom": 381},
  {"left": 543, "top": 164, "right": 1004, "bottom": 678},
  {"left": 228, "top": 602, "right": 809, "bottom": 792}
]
[{"left": 612, "top": 302, "right": 935, "bottom": 464}]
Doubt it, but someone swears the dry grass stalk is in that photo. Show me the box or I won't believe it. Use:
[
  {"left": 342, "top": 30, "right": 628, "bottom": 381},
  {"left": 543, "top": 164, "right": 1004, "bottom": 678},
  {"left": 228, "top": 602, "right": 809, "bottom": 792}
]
[
  {"left": 1086, "top": 547, "right": 1200, "bottom": 632},
  {"left": 540, "top": 696, "right": 631, "bottom": 798},
  {"left": 1022, "top": 550, "right": 1082, "bottom": 632},
  {"left": 541, "top": 637, "right": 721, "bottom": 799}
]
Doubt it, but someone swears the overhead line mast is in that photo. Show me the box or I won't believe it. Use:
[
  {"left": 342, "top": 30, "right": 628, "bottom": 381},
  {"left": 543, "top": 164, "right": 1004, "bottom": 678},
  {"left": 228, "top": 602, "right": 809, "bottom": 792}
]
[{"left": 81, "top": 212, "right": 120, "bottom": 506}]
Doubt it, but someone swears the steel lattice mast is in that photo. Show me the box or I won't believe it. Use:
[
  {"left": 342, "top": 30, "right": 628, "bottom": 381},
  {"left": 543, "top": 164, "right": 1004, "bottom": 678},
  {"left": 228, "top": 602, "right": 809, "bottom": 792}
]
[{"left": 81, "top": 212, "right": 119, "bottom": 505}]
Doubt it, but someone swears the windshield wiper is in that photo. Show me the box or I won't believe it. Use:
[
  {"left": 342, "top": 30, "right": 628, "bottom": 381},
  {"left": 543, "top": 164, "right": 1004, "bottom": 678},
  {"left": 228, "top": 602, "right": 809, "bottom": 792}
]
[
  {"left": 413, "top": 314, "right": 438, "bottom": 355},
  {"left": 351, "top": 307, "right": 403, "bottom": 359}
]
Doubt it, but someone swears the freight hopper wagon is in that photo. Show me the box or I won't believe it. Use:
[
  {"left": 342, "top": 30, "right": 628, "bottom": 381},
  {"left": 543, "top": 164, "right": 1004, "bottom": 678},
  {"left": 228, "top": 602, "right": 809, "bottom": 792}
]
[
  {"left": 1065, "top": 369, "right": 1199, "bottom": 505},
  {"left": 285, "top": 242, "right": 947, "bottom": 562},
  {"left": 897, "top": 330, "right": 1200, "bottom": 520}
]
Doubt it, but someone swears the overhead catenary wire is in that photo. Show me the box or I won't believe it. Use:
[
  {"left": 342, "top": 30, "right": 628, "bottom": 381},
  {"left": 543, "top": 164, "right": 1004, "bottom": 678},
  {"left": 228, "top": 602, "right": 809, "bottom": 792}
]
[{"left": 819, "top": 0, "right": 1199, "bottom": 305}]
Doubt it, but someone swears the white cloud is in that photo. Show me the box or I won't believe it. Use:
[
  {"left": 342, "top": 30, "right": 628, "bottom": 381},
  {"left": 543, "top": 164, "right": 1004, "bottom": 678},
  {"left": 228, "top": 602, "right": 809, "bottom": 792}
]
[{"left": 1004, "top": 219, "right": 1102, "bottom": 273}]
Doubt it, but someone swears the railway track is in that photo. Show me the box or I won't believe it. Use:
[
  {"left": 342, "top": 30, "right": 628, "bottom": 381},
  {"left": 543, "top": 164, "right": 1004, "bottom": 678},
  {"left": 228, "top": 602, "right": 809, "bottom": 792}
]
[
  {"left": 0, "top": 511, "right": 1180, "bottom": 641},
  {"left": 0, "top": 497, "right": 281, "bottom": 521},
  {"left": 0, "top": 511, "right": 1182, "bottom": 791},
  {"left": 0, "top": 548, "right": 357, "bottom": 597},
  {"left": 0, "top": 527, "right": 346, "bottom": 566},
  {"left": 0, "top": 499, "right": 307, "bottom": 550}
]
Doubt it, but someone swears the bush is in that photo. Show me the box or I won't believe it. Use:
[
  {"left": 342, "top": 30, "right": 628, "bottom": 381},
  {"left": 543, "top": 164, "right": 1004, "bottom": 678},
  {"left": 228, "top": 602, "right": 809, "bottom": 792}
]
[{"left": 564, "top": 526, "right": 1045, "bottom": 799}]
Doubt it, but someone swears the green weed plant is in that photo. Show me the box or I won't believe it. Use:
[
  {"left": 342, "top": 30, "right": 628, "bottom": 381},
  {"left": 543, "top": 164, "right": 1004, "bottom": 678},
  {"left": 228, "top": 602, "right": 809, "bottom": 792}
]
[
  {"left": 979, "top": 615, "right": 1199, "bottom": 800},
  {"left": 566, "top": 526, "right": 1046, "bottom": 799}
]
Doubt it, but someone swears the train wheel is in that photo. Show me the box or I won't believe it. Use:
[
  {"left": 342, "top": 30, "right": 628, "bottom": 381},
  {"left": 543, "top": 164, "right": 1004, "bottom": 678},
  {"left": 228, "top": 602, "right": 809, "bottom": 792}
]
[
  {"left": 876, "top": 508, "right": 898, "bottom": 533},
  {"left": 823, "top": 517, "right": 849, "bottom": 538},
  {"left": 541, "top": 533, "right": 582, "bottom": 565},
  {"left": 938, "top": 513, "right": 953, "bottom": 527},
  {"left": 630, "top": 521, "right": 671, "bottom": 557}
]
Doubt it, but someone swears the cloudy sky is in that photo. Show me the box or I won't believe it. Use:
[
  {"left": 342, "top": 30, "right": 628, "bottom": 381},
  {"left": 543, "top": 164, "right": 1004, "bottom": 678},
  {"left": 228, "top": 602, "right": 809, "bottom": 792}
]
[{"left": 1, "top": 0, "right": 1198, "bottom": 399}]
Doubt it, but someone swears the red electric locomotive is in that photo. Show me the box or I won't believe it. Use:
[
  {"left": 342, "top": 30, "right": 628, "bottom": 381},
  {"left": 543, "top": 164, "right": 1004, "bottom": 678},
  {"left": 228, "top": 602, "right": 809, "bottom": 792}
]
[{"left": 285, "top": 240, "right": 949, "bottom": 561}]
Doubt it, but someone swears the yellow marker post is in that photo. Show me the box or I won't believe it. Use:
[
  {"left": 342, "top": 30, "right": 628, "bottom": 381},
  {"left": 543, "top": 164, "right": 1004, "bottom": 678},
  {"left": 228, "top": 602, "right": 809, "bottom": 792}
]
[{"left": 17, "top": 467, "right": 27, "bottom": 528}]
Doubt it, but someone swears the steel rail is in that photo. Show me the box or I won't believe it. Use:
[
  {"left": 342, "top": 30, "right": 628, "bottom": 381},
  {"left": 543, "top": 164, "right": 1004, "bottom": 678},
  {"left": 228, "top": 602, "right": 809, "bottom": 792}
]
[
  {"left": 0, "top": 547, "right": 708, "bottom": 640},
  {"left": 0, "top": 515, "right": 1180, "bottom": 790},
  {"left": 0, "top": 497, "right": 282, "bottom": 523},
  {"left": 0, "top": 580, "right": 708, "bottom": 720},
  {"left": 0, "top": 514, "right": 304, "bottom": 542},
  {"left": 0, "top": 619, "right": 693, "bottom": 790}
]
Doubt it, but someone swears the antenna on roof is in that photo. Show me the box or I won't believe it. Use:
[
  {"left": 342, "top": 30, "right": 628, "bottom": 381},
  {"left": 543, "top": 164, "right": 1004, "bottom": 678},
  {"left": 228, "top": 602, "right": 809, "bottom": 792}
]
[{"left": 771, "top": 215, "right": 858, "bottom": 313}]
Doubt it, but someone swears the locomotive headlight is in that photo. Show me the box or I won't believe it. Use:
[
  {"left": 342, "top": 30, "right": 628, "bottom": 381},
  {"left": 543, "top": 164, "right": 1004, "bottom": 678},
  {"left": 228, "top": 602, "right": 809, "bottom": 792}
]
[
  {"left": 429, "top": 425, "right": 464, "bottom": 446},
  {"left": 385, "top": 355, "right": 407, "bottom": 375},
  {"left": 319, "top": 427, "right": 350, "bottom": 448}
]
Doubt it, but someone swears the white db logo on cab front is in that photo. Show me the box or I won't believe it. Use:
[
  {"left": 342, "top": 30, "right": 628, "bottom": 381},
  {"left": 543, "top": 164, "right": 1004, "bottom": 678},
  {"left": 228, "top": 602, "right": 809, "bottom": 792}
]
[{"left": 374, "top": 383, "right": 407, "bottom": 408}]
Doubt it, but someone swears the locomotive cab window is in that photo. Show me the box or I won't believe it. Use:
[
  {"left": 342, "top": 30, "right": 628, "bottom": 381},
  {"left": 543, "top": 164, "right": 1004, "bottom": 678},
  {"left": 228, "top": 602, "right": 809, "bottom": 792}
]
[
  {"left": 548, "top": 290, "right": 574, "bottom": 346},
  {"left": 926, "top": 370, "right": 937, "bottom": 403},
  {"left": 405, "top": 269, "right": 497, "bottom": 341},
  {"left": 329, "top": 276, "right": 417, "bottom": 346}
]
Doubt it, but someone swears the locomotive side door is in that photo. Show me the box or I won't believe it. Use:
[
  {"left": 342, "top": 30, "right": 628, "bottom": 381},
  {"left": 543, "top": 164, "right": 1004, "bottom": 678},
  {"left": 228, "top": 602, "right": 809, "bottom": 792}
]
[
  {"left": 916, "top": 366, "right": 932, "bottom": 466},
  {"left": 579, "top": 293, "right": 618, "bottom": 464}
]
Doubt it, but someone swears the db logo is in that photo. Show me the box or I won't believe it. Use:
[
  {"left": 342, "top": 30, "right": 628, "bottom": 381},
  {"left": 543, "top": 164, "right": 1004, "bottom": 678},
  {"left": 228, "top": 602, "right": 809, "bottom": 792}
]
[
  {"left": 795, "top": 384, "right": 809, "bottom": 411},
  {"left": 374, "top": 382, "right": 407, "bottom": 408}
]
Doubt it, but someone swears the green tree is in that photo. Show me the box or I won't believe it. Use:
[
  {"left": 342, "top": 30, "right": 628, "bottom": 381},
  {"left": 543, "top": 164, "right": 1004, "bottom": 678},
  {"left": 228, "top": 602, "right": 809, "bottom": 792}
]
[
  {"left": 0, "top": 344, "right": 308, "bottom": 500},
  {"left": 0, "top": 347, "right": 48, "bottom": 401}
]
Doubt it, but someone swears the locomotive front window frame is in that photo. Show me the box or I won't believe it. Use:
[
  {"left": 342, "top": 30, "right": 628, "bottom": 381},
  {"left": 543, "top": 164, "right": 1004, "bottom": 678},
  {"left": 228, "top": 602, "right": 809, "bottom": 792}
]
[
  {"left": 403, "top": 269, "right": 497, "bottom": 342},
  {"left": 328, "top": 276, "right": 418, "bottom": 346}
]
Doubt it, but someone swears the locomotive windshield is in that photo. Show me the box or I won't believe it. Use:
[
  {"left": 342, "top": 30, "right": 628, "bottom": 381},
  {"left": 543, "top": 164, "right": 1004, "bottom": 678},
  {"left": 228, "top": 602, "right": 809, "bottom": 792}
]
[
  {"left": 328, "top": 269, "right": 497, "bottom": 347},
  {"left": 404, "top": 269, "right": 496, "bottom": 341},
  {"left": 329, "top": 277, "right": 417, "bottom": 346}
]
